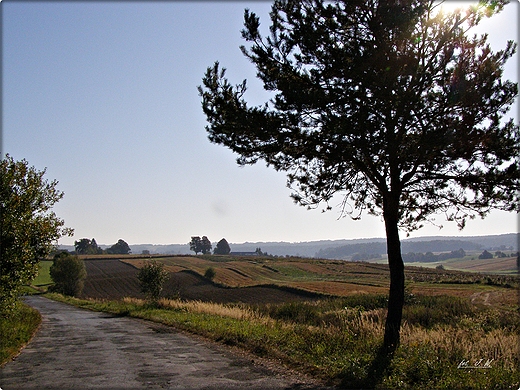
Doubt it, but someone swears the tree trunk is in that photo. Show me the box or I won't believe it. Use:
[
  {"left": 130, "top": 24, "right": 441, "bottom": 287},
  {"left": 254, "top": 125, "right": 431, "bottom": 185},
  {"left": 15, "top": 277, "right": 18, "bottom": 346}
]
[{"left": 383, "top": 197, "right": 405, "bottom": 354}]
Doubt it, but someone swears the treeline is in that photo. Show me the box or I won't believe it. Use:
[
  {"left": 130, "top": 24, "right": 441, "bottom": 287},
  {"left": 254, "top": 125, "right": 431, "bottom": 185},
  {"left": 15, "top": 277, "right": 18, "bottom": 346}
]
[
  {"left": 403, "top": 248, "right": 466, "bottom": 263},
  {"left": 351, "top": 253, "right": 382, "bottom": 261},
  {"left": 73, "top": 238, "right": 131, "bottom": 255},
  {"left": 189, "top": 236, "right": 232, "bottom": 255},
  {"left": 317, "top": 240, "right": 483, "bottom": 260}
]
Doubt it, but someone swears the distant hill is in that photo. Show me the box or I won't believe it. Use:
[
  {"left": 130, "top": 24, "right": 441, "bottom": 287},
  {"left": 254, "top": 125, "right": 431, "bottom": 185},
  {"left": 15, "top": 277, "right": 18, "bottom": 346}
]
[
  {"left": 316, "top": 234, "right": 518, "bottom": 260},
  {"left": 59, "top": 233, "right": 518, "bottom": 258}
]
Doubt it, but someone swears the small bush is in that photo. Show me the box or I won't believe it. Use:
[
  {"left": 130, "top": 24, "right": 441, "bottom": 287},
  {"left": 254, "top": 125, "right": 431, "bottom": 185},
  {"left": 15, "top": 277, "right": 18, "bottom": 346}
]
[
  {"left": 137, "top": 260, "right": 169, "bottom": 302},
  {"left": 204, "top": 267, "right": 216, "bottom": 280}
]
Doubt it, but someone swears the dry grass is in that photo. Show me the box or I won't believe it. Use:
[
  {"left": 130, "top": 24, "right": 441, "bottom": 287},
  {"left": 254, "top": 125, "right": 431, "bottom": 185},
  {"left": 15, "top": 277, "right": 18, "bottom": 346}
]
[
  {"left": 401, "top": 324, "right": 519, "bottom": 370},
  {"left": 122, "top": 296, "right": 269, "bottom": 323}
]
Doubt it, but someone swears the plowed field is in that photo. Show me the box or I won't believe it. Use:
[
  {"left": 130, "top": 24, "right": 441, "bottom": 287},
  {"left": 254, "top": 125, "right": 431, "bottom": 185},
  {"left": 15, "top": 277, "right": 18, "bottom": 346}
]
[
  {"left": 80, "top": 259, "right": 324, "bottom": 304},
  {"left": 79, "top": 257, "right": 518, "bottom": 307}
]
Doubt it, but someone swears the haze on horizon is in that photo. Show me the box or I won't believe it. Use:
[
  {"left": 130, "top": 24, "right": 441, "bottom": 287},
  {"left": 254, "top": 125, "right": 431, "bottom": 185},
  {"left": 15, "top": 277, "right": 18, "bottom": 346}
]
[{"left": 3, "top": 1, "right": 518, "bottom": 246}]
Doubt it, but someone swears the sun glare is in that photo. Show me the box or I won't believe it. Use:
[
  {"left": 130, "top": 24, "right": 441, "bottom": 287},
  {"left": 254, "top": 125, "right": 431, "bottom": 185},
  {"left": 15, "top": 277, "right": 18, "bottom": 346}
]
[{"left": 436, "top": 1, "right": 480, "bottom": 15}]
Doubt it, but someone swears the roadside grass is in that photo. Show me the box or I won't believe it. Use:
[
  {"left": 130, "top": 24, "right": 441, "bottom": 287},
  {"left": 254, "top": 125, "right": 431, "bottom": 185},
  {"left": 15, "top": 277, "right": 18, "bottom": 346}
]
[
  {"left": 44, "top": 292, "right": 520, "bottom": 389},
  {"left": 0, "top": 301, "right": 42, "bottom": 366}
]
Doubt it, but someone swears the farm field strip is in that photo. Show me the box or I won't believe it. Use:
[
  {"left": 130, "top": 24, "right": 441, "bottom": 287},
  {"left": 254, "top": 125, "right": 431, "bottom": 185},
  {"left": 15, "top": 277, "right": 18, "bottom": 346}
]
[
  {"left": 118, "top": 256, "right": 517, "bottom": 305},
  {"left": 445, "top": 256, "right": 517, "bottom": 272}
]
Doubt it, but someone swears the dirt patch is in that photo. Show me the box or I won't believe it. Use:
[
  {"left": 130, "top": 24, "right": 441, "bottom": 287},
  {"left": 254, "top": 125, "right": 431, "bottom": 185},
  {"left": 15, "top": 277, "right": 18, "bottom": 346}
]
[{"left": 81, "top": 259, "right": 325, "bottom": 304}]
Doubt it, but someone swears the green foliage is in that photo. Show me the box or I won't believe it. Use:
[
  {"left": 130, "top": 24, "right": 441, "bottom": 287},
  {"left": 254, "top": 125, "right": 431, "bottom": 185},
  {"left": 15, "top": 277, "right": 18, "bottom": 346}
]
[
  {"left": 74, "top": 238, "right": 103, "bottom": 255},
  {"left": 0, "top": 301, "right": 41, "bottom": 365},
  {"left": 199, "top": 0, "right": 519, "bottom": 351},
  {"left": 200, "top": 0, "right": 519, "bottom": 231},
  {"left": 0, "top": 154, "right": 73, "bottom": 313},
  {"left": 106, "top": 239, "right": 131, "bottom": 255},
  {"left": 137, "top": 260, "right": 169, "bottom": 302},
  {"left": 189, "top": 236, "right": 212, "bottom": 255},
  {"left": 49, "top": 252, "right": 87, "bottom": 296},
  {"left": 204, "top": 267, "right": 216, "bottom": 280},
  {"left": 479, "top": 250, "right": 494, "bottom": 259},
  {"left": 213, "top": 238, "right": 231, "bottom": 255}
]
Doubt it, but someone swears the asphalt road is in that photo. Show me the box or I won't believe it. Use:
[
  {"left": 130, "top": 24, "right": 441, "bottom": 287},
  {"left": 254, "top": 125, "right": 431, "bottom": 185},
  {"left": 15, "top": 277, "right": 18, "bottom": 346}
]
[{"left": 1, "top": 296, "right": 331, "bottom": 390}]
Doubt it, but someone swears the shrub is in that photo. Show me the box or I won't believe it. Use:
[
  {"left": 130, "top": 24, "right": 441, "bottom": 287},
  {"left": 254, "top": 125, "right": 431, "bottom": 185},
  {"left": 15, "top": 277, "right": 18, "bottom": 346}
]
[
  {"left": 49, "top": 252, "right": 86, "bottom": 296},
  {"left": 137, "top": 260, "right": 169, "bottom": 302},
  {"left": 204, "top": 267, "right": 216, "bottom": 280}
]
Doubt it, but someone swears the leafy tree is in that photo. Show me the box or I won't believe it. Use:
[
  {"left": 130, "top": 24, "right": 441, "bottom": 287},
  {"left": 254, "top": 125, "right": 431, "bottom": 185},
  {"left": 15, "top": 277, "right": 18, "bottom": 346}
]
[
  {"left": 0, "top": 154, "right": 73, "bottom": 312},
  {"left": 201, "top": 236, "right": 212, "bottom": 254},
  {"left": 214, "top": 238, "right": 231, "bottom": 255},
  {"left": 106, "top": 239, "right": 131, "bottom": 255},
  {"left": 49, "top": 252, "right": 87, "bottom": 297},
  {"left": 479, "top": 250, "right": 493, "bottom": 259},
  {"left": 189, "top": 236, "right": 203, "bottom": 254},
  {"left": 199, "top": 0, "right": 519, "bottom": 352},
  {"left": 74, "top": 238, "right": 103, "bottom": 255},
  {"left": 137, "top": 260, "right": 169, "bottom": 302}
]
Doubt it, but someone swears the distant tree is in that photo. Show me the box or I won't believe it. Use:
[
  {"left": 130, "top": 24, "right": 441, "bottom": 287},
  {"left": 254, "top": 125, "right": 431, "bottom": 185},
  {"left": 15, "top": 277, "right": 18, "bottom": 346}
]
[
  {"left": 479, "top": 250, "right": 493, "bottom": 260},
  {"left": 106, "top": 239, "right": 131, "bottom": 255},
  {"left": 201, "top": 236, "right": 212, "bottom": 254},
  {"left": 74, "top": 239, "right": 90, "bottom": 254},
  {"left": 214, "top": 238, "right": 231, "bottom": 255},
  {"left": 1, "top": 154, "right": 74, "bottom": 312},
  {"left": 49, "top": 252, "right": 87, "bottom": 296},
  {"left": 74, "top": 238, "right": 103, "bottom": 255},
  {"left": 199, "top": 0, "right": 519, "bottom": 352},
  {"left": 189, "top": 236, "right": 203, "bottom": 254},
  {"left": 494, "top": 251, "right": 508, "bottom": 258},
  {"left": 142, "top": 250, "right": 151, "bottom": 255},
  {"left": 137, "top": 260, "right": 169, "bottom": 302},
  {"left": 90, "top": 238, "right": 102, "bottom": 254}
]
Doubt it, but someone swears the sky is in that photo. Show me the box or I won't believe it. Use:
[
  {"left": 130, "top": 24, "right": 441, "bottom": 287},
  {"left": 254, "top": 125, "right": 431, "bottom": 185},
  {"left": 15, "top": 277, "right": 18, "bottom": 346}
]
[{"left": 2, "top": 1, "right": 518, "bottom": 246}]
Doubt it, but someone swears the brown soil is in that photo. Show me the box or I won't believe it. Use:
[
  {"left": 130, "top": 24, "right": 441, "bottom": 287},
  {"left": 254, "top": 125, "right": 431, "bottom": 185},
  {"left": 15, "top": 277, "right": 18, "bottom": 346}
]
[{"left": 81, "top": 259, "right": 324, "bottom": 304}]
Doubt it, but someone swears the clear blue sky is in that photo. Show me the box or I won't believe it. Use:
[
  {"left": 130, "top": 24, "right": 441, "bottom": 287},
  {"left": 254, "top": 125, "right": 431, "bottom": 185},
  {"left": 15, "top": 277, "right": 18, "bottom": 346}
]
[{"left": 2, "top": 1, "right": 518, "bottom": 246}]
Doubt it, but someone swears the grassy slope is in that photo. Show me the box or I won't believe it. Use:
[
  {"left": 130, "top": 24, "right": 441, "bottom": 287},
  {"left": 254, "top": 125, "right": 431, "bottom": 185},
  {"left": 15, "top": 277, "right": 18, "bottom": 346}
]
[
  {"left": 32, "top": 260, "right": 53, "bottom": 286},
  {"left": 0, "top": 301, "right": 42, "bottom": 366}
]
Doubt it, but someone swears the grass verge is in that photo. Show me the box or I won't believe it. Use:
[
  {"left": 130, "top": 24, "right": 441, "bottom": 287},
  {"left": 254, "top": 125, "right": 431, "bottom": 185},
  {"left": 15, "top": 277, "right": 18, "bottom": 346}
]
[
  {"left": 0, "top": 300, "right": 42, "bottom": 366},
  {"left": 44, "top": 292, "right": 520, "bottom": 389}
]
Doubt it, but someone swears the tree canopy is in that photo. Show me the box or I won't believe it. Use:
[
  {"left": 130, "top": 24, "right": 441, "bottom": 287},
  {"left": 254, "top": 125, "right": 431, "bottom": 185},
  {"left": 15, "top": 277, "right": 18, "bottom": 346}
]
[
  {"left": 214, "top": 238, "right": 231, "bottom": 255},
  {"left": 199, "top": 0, "right": 518, "bottom": 352},
  {"left": 106, "top": 239, "right": 131, "bottom": 255},
  {"left": 1, "top": 154, "right": 73, "bottom": 312},
  {"left": 189, "top": 236, "right": 213, "bottom": 255},
  {"left": 74, "top": 238, "right": 103, "bottom": 255},
  {"left": 49, "top": 252, "right": 87, "bottom": 297},
  {"left": 189, "top": 236, "right": 203, "bottom": 254}
]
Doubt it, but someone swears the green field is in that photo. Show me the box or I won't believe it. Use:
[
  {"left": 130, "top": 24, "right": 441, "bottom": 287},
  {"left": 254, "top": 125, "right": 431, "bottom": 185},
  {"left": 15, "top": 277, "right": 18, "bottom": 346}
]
[{"left": 31, "top": 260, "right": 53, "bottom": 287}]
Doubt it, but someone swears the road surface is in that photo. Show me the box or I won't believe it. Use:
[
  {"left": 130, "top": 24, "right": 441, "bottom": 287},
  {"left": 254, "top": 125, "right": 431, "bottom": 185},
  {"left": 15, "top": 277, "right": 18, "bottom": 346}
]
[{"left": 1, "top": 296, "right": 331, "bottom": 389}]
